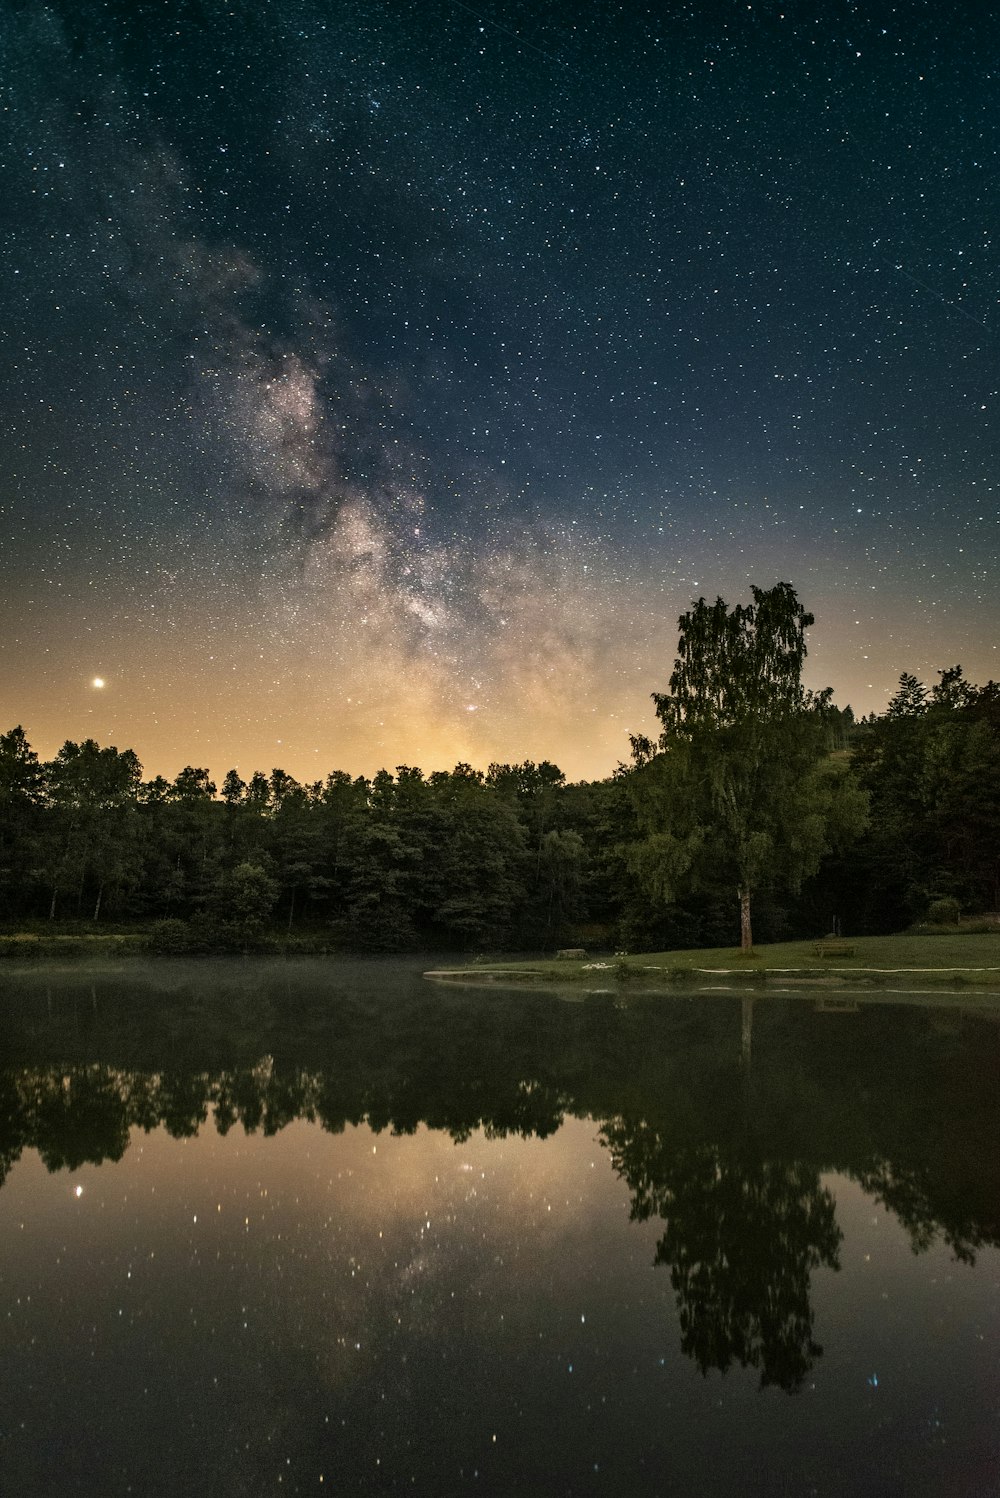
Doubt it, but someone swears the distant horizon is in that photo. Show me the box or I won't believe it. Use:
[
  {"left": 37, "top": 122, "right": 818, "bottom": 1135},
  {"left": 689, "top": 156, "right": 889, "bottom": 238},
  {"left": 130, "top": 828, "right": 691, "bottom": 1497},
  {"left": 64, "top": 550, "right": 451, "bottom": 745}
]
[{"left": 9, "top": 638, "right": 990, "bottom": 790}]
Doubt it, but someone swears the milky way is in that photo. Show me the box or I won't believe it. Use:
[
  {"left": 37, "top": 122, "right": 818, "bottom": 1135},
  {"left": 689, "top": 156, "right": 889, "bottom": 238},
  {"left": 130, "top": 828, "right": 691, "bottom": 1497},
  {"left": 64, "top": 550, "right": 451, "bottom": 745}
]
[{"left": 2, "top": 0, "right": 997, "bottom": 780}]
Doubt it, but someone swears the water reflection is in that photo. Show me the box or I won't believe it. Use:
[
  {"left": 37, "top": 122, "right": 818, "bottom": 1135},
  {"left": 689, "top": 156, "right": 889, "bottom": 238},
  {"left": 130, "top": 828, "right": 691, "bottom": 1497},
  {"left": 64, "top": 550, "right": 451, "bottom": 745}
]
[
  {"left": 1, "top": 960, "right": 998, "bottom": 1402},
  {"left": 604, "top": 1130, "right": 842, "bottom": 1390}
]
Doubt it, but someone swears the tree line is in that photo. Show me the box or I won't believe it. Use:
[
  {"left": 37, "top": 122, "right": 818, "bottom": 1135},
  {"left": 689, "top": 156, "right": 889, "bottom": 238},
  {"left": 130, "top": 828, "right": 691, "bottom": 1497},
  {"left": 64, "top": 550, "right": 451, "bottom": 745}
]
[
  {"left": 1, "top": 585, "right": 996, "bottom": 949},
  {"left": 0, "top": 731, "right": 620, "bottom": 948},
  {"left": 0, "top": 671, "right": 993, "bottom": 951}
]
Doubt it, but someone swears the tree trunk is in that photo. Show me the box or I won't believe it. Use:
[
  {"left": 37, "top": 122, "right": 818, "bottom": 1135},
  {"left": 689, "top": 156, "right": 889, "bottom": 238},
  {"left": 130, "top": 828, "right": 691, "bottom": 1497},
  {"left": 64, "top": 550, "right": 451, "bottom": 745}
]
[
  {"left": 287, "top": 886, "right": 296, "bottom": 934},
  {"left": 93, "top": 883, "right": 103, "bottom": 922},
  {"left": 739, "top": 886, "right": 753, "bottom": 951},
  {"left": 49, "top": 887, "right": 58, "bottom": 921}
]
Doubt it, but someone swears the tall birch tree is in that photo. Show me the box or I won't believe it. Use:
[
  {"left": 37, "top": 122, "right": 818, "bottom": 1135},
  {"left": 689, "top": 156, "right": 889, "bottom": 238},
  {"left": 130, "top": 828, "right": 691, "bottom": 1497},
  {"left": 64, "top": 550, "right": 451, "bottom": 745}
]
[{"left": 630, "top": 583, "right": 865, "bottom": 950}]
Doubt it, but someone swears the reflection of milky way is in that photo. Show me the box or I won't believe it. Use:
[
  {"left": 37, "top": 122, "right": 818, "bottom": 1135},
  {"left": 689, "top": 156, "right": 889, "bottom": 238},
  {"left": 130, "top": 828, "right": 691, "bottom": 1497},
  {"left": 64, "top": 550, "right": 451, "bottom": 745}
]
[{"left": 2, "top": 1, "right": 998, "bottom": 780}]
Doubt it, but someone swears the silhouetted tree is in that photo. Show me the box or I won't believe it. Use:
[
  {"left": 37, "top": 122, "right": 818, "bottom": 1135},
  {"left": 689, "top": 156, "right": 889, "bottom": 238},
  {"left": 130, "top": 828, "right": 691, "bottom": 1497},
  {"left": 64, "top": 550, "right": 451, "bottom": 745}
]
[{"left": 630, "top": 584, "right": 867, "bottom": 948}]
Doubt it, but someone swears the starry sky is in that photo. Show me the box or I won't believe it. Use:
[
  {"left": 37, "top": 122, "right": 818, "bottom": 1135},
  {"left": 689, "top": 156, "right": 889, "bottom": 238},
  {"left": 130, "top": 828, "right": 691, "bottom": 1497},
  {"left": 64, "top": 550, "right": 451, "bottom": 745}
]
[{"left": 2, "top": 0, "right": 998, "bottom": 783}]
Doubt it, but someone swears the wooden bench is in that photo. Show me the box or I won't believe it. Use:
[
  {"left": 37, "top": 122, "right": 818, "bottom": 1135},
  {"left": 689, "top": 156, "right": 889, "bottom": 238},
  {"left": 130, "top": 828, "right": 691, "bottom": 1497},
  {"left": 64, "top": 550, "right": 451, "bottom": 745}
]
[
  {"left": 813, "top": 939, "right": 855, "bottom": 958},
  {"left": 556, "top": 948, "right": 587, "bottom": 960}
]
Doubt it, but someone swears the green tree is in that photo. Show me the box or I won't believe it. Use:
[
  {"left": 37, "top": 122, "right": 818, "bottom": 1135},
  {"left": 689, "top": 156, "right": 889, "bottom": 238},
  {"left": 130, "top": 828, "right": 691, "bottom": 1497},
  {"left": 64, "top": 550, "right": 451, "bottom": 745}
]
[
  {"left": 335, "top": 771, "right": 424, "bottom": 950},
  {"left": 198, "top": 860, "right": 279, "bottom": 949},
  {"left": 0, "top": 727, "right": 44, "bottom": 918},
  {"left": 630, "top": 583, "right": 866, "bottom": 950},
  {"left": 162, "top": 766, "right": 220, "bottom": 913},
  {"left": 429, "top": 765, "right": 528, "bottom": 948},
  {"left": 851, "top": 669, "right": 1000, "bottom": 923},
  {"left": 534, "top": 828, "right": 587, "bottom": 937},
  {"left": 42, "top": 739, "right": 142, "bottom": 920}
]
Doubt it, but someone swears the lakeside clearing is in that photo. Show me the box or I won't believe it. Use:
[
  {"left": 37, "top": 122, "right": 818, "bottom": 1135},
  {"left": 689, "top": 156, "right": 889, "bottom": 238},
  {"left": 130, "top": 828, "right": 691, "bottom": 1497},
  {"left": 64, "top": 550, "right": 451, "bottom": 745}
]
[
  {"left": 2, "top": 928, "right": 998, "bottom": 996},
  {"left": 426, "top": 931, "right": 1000, "bottom": 990}
]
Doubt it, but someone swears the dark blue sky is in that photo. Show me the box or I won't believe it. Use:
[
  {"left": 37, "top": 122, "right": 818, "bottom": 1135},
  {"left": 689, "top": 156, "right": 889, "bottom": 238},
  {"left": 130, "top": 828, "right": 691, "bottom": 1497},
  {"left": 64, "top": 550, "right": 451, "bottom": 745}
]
[{"left": 3, "top": 0, "right": 997, "bottom": 779}]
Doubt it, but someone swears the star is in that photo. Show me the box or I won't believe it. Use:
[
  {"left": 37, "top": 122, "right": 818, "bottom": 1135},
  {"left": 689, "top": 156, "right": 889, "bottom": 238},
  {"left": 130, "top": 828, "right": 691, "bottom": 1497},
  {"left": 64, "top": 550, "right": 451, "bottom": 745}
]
[{"left": 1, "top": 0, "right": 995, "bottom": 780}]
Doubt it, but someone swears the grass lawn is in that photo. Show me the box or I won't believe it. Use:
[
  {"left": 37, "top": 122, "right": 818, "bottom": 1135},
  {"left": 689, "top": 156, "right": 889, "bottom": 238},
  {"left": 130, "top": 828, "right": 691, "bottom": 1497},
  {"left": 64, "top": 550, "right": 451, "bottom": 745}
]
[{"left": 432, "top": 931, "right": 1000, "bottom": 985}]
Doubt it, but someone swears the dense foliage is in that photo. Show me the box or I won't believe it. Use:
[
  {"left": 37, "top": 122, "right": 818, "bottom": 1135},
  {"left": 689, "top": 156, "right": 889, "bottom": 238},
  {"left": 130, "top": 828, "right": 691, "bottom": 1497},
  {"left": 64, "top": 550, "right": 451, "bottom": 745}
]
[
  {"left": 0, "top": 663, "right": 996, "bottom": 949},
  {"left": 628, "top": 584, "right": 865, "bottom": 949},
  {"left": 844, "top": 667, "right": 1000, "bottom": 930},
  {"left": 0, "top": 735, "right": 619, "bottom": 949}
]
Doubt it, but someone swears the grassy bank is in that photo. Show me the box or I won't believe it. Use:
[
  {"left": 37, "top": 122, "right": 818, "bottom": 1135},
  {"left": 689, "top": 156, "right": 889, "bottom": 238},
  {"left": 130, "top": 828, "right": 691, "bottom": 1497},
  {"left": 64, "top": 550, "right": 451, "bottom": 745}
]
[
  {"left": 0, "top": 928, "right": 340, "bottom": 960},
  {"left": 0, "top": 931, "right": 149, "bottom": 960},
  {"left": 3, "top": 927, "right": 999, "bottom": 983},
  {"left": 427, "top": 931, "right": 1000, "bottom": 987}
]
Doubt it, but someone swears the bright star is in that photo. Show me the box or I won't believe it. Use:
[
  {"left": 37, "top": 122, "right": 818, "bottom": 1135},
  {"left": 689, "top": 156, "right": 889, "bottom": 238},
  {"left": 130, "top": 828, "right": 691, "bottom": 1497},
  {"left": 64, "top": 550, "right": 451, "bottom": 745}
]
[{"left": 92, "top": 677, "right": 105, "bottom": 689}]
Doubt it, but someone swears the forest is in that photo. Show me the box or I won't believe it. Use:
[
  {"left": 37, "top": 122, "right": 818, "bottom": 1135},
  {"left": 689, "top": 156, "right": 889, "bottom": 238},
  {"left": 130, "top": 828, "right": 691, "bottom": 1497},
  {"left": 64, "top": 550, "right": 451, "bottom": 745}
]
[{"left": 1, "top": 663, "right": 997, "bottom": 953}]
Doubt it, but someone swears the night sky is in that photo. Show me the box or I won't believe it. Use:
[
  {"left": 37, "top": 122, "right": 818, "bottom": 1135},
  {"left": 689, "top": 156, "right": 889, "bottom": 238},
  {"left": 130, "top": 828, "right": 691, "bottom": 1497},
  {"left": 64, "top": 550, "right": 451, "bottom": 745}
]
[{"left": 3, "top": 0, "right": 998, "bottom": 783}]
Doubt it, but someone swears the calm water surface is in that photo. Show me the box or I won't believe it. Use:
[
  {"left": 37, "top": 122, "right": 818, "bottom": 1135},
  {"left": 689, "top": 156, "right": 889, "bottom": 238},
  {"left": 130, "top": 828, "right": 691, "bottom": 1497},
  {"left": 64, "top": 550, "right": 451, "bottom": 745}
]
[{"left": 0, "top": 959, "right": 997, "bottom": 1496}]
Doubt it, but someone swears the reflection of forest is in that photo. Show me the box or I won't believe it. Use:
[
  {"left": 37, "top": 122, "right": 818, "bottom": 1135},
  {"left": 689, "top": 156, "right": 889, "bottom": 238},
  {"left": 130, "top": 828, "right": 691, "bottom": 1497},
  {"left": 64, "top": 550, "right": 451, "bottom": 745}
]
[{"left": 1, "top": 967, "right": 998, "bottom": 1391}]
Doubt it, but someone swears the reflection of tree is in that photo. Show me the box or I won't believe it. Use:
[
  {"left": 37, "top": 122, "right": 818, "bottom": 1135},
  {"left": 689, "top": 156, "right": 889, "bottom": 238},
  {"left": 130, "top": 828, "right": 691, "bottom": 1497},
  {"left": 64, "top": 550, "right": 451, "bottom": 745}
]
[
  {"left": 823, "top": 1009, "right": 1000, "bottom": 1265},
  {"left": 857, "top": 1153, "right": 1000, "bottom": 1266},
  {"left": 157, "top": 1071, "right": 212, "bottom": 1138},
  {"left": 28, "top": 1066, "right": 131, "bottom": 1171},
  {"left": 0, "top": 1072, "right": 24, "bottom": 1188},
  {"left": 603, "top": 1121, "right": 841, "bottom": 1390}
]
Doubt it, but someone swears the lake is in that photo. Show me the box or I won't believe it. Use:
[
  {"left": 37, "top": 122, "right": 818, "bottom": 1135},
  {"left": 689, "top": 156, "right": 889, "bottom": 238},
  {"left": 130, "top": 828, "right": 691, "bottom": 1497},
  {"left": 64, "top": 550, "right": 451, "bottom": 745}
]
[{"left": 0, "top": 959, "right": 997, "bottom": 1495}]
